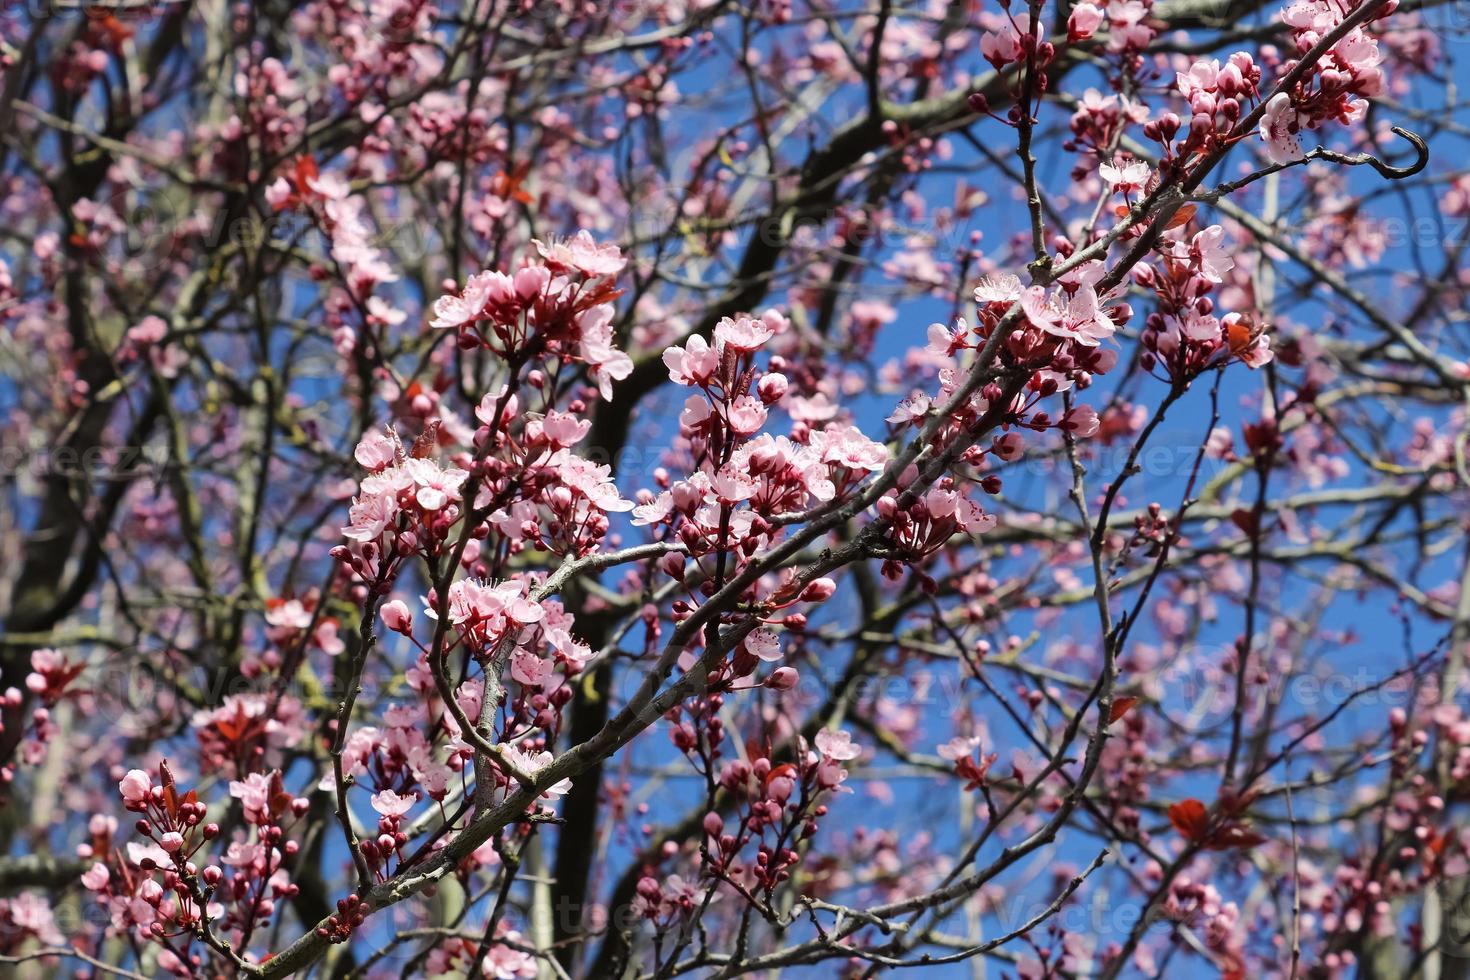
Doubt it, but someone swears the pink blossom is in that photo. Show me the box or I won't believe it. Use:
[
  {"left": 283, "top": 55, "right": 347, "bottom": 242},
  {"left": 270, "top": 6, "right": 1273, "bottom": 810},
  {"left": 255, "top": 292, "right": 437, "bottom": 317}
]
[
  {"left": 663, "top": 335, "right": 719, "bottom": 386},
  {"left": 745, "top": 629, "right": 782, "bottom": 662},
  {"left": 714, "top": 313, "right": 774, "bottom": 352},
  {"left": 980, "top": 25, "right": 1023, "bottom": 65},
  {"left": 1259, "top": 92, "right": 1305, "bottom": 165},
  {"left": 817, "top": 731, "right": 858, "bottom": 764},
  {"left": 381, "top": 599, "right": 413, "bottom": 633},
  {"left": 534, "top": 229, "right": 625, "bottom": 277},
  {"left": 1068, "top": 2, "right": 1104, "bottom": 40},
  {"left": 81, "top": 862, "right": 110, "bottom": 891},
  {"left": 1191, "top": 225, "right": 1235, "bottom": 283},
  {"left": 354, "top": 429, "right": 399, "bottom": 470},
  {"left": 371, "top": 789, "right": 417, "bottom": 817},
  {"left": 119, "top": 769, "right": 151, "bottom": 806},
  {"left": 887, "top": 393, "right": 930, "bottom": 425}
]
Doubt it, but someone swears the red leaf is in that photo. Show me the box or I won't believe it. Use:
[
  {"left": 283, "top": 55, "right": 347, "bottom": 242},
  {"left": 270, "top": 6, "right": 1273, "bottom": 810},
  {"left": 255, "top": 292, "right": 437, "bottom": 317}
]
[
  {"left": 1165, "top": 204, "right": 1198, "bottom": 230},
  {"left": 409, "top": 420, "right": 442, "bottom": 459},
  {"left": 1168, "top": 798, "right": 1210, "bottom": 843},
  {"left": 765, "top": 763, "right": 797, "bottom": 785},
  {"left": 1206, "top": 823, "right": 1267, "bottom": 851},
  {"left": 1108, "top": 696, "right": 1139, "bottom": 725},
  {"left": 1230, "top": 508, "right": 1258, "bottom": 537}
]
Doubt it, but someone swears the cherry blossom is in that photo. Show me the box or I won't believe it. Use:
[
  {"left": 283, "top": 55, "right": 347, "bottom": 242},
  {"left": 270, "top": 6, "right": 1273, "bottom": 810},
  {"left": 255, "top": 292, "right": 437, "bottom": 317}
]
[{"left": 0, "top": 1, "right": 1454, "bottom": 977}]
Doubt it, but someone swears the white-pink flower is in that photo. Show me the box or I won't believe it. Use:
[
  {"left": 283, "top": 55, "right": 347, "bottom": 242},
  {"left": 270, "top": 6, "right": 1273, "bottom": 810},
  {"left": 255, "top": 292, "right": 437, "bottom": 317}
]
[
  {"left": 354, "top": 428, "right": 399, "bottom": 470},
  {"left": 663, "top": 335, "right": 719, "bottom": 386},
  {"left": 1061, "top": 404, "right": 1100, "bottom": 438},
  {"left": 81, "top": 862, "right": 110, "bottom": 891},
  {"left": 714, "top": 313, "right": 774, "bottom": 352},
  {"left": 1192, "top": 225, "right": 1235, "bottom": 283},
  {"left": 726, "top": 395, "right": 767, "bottom": 435},
  {"left": 980, "top": 24, "right": 1023, "bottom": 64},
  {"left": 1259, "top": 92, "right": 1305, "bottom": 166},
  {"left": 371, "top": 788, "right": 417, "bottom": 817},
  {"left": 815, "top": 728, "right": 861, "bottom": 761},
  {"left": 534, "top": 229, "right": 625, "bottom": 277},
  {"left": 1099, "top": 159, "right": 1150, "bottom": 192},
  {"left": 887, "top": 393, "right": 930, "bottom": 425},
  {"left": 746, "top": 629, "right": 782, "bottom": 662},
  {"left": 230, "top": 771, "right": 275, "bottom": 824}
]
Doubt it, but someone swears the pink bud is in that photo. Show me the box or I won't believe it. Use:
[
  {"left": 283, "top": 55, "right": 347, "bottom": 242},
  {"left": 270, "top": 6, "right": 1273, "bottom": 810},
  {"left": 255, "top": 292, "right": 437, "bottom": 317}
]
[
  {"left": 800, "top": 578, "right": 837, "bottom": 603},
  {"left": 119, "top": 769, "right": 152, "bottom": 807},
  {"left": 767, "top": 667, "right": 799, "bottom": 691},
  {"left": 380, "top": 600, "right": 412, "bottom": 634},
  {"left": 1067, "top": 2, "right": 1103, "bottom": 40}
]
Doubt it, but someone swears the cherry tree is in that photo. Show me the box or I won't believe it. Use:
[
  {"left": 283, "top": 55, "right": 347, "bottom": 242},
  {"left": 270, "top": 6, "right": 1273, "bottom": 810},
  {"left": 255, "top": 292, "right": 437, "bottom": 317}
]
[{"left": 0, "top": 0, "right": 1466, "bottom": 977}]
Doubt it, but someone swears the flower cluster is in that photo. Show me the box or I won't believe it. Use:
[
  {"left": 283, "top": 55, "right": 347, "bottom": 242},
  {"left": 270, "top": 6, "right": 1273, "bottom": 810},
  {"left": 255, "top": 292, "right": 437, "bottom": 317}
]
[
  {"left": 1260, "top": 0, "right": 1389, "bottom": 165},
  {"left": 430, "top": 230, "right": 632, "bottom": 400},
  {"left": 1136, "top": 224, "right": 1274, "bottom": 379},
  {"left": 650, "top": 726, "right": 861, "bottom": 919},
  {"left": 96, "top": 765, "right": 221, "bottom": 949},
  {"left": 1157, "top": 54, "right": 1264, "bottom": 166},
  {"left": 635, "top": 310, "right": 888, "bottom": 618}
]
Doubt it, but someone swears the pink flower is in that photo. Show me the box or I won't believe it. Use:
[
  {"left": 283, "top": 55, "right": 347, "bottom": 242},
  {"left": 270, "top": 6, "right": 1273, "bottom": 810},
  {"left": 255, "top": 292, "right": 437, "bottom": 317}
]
[
  {"left": 1176, "top": 59, "right": 1220, "bottom": 103},
  {"left": 230, "top": 772, "right": 275, "bottom": 824},
  {"left": 714, "top": 313, "right": 774, "bottom": 352},
  {"left": 429, "top": 270, "right": 516, "bottom": 331},
  {"left": 1068, "top": 2, "right": 1104, "bottom": 40},
  {"left": 767, "top": 666, "right": 799, "bottom": 690},
  {"left": 371, "top": 789, "right": 417, "bottom": 817},
  {"left": 265, "top": 598, "right": 313, "bottom": 631},
  {"left": 354, "top": 429, "right": 399, "bottom": 470},
  {"left": 479, "top": 934, "right": 537, "bottom": 979},
  {"left": 534, "top": 229, "right": 625, "bottom": 277},
  {"left": 815, "top": 729, "right": 860, "bottom": 761},
  {"left": 1099, "top": 159, "right": 1150, "bottom": 192},
  {"left": 802, "top": 577, "right": 838, "bottom": 602},
  {"left": 119, "top": 769, "right": 152, "bottom": 806},
  {"left": 992, "top": 431, "right": 1025, "bottom": 461},
  {"left": 512, "top": 651, "right": 556, "bottom": 688},
  {"left": 974, "top": 274, "right": 1022, "bottom": 307},
  {"left": 1259, "top": 92, "right": 1305, "bottom": 166},
  {"left": 887, "top": 393, "right": 930, "bottom": 425},
  {"left": 726, "top": 395, "right": 767, "bottom": 435},
  {"left": 980, "top": 24, "right": 1023, "bottom": 65},
  {"left": 381, "top": 600, "right": 412, "bottom": 634},
  {"left": 1022, "top": 284, "right": 1116, "bottom": 346},
  {"left": 1191, "top": 225, "right": 1234, "bottom": 283},
  {"left": 632, "top": 492, "right": 674, "bottom": 526},
  {"left": 663, "top": 335, "right": 719, "bottom": 386},
  {"left": 937, "top": 735, "right": 984, "bottom": 761},
  {"left": 576, "top": 304, "right": 633, "bottom": 401},
  {"left": 501, "top": 746, "right": 572, "bottom": 798},
  {"left": 540, "top": 410, "right": 591, "bottom": 447},
  {"left": 507, "top": 597, "right": 545, "bottom": 625},
  {"left": 810, "top": 423, "right": 889, "bottom": 472},
  {"left": 1061, "top": 404, "right": 1100, "bottom": 437},
  {"left": 404, "top": 458, "right": 468, "bottom": 511},
  {"left": 745, "top": 629, "right": 782, "bottom": 662},
  {"left": 128, "top": 315, "right": 168, "bottom": 346},
  {"left": 81, "top": 862, "right": 110, "bottom": 891}
]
